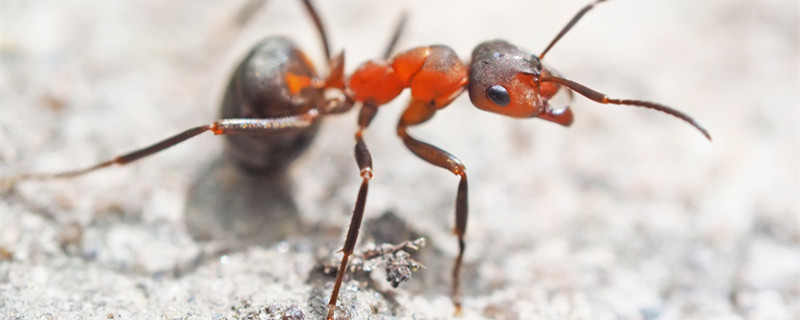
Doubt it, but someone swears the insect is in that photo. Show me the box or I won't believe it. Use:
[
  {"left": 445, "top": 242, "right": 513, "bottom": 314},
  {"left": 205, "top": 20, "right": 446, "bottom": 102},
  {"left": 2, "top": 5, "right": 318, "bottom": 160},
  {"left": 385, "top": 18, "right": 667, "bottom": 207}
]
[{"left": 5, "top": 0, "right": 711, "bottom": 319}]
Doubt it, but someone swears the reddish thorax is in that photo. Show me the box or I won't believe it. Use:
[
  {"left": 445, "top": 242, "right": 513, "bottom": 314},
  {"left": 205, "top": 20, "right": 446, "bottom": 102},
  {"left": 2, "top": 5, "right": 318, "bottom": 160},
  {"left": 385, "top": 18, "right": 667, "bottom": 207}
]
[{"left": 348, "top": 46, "right": 467, "bottom": 109}]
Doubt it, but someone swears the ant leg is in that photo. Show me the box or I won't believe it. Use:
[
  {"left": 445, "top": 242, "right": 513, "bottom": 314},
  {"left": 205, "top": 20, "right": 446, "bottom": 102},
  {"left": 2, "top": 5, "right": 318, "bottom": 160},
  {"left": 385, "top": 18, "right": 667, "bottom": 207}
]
[
  {"left": 396, "top": 100, "right": 468, "bottom": 315},
  {"left": 540, "top": 0, "right": 608, "bottom": 59},
  {"left": 9, "top": 110, "right": 319, "bottom": 182},
  {"left": 540, "top": 75, "right": 712, "bottom": 140},
  {"left": 382, "top": 11, "right": 409, "bottom": 59},
  {"left": 326, "top": 104, "right": 378, "bottom": 320},
  {"left": 234, "top": 0, "right": 269, "bottom": 26},
  {"left": 301, "top": 0, "right": 331, "bottom": 62}
]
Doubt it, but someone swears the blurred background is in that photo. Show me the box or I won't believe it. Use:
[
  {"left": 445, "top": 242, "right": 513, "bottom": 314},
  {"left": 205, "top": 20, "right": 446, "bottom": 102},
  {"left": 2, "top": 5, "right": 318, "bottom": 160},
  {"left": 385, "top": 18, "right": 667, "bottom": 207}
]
[{"left": 1, "top": 0, "right": 797, "bottom": 319}]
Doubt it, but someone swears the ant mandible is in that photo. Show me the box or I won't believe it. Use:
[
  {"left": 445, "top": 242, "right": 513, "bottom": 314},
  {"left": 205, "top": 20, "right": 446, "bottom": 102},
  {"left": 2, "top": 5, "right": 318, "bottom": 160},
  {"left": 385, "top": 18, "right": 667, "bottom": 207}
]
[{"left": 6, "top": 0, "right": 711, "bottom": 319}]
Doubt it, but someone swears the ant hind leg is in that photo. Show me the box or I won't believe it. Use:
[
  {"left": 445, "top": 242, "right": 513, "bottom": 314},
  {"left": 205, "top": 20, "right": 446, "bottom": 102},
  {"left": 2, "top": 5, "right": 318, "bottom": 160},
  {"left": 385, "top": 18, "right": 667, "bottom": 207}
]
[{"left": 5, "top": 111, "right": 320, "bottom": 184}]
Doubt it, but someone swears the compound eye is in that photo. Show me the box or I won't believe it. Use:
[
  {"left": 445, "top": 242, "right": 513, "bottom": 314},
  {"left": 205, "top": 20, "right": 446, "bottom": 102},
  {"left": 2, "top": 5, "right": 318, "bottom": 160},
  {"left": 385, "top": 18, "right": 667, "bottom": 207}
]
[{"left": 486, "top": 85, "right": 510, "bottom": 106}]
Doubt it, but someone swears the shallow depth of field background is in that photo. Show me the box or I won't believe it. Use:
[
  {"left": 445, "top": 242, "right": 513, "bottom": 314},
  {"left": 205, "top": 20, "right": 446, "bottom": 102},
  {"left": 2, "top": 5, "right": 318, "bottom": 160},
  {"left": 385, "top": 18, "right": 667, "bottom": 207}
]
[{"left": 1, "top": 0, "right": 797, "bottom": 319}]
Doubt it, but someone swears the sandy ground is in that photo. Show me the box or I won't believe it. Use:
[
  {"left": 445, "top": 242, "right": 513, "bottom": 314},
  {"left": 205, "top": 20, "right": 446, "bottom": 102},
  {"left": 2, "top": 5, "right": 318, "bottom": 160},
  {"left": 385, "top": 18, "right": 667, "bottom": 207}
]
[{"left": 1, "top": 0, "right": 798, "bottom": 319}]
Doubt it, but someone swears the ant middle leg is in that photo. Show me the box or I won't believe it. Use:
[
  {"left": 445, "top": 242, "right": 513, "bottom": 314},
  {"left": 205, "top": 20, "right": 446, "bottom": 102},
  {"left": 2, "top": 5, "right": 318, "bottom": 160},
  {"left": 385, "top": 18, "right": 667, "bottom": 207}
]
[
  {"left": 382, "top": 11, "right": 409, "bottom": 60},
  {"left": 325, "top": 12, "right": 411, "bottom": 319},
  {"left": 326, "top": 104, "right": 378, "bottom": 320}
]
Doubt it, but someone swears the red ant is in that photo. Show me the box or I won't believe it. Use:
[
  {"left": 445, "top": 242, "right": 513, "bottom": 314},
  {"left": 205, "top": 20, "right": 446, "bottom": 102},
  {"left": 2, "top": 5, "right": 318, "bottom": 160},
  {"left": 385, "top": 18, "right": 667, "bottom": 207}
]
[{"left": 6, "top": 0, "right": 711, "bottom": 318}]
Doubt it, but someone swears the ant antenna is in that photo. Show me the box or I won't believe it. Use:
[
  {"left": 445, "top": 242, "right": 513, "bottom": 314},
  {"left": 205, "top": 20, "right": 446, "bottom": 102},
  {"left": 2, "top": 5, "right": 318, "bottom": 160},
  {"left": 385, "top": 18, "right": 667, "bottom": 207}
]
[
  {"left": 540, "top": 0, "right": 607, "bottom": 59},
  {"left": 541, "top": 75, "right": 712, "bottom": 140}
]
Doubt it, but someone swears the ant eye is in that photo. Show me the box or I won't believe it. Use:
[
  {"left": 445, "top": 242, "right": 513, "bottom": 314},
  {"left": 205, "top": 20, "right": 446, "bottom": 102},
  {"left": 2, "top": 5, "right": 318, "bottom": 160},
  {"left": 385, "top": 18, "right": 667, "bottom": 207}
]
[{"left": 486, "top": 85, "right": 510, "bottom": 106}]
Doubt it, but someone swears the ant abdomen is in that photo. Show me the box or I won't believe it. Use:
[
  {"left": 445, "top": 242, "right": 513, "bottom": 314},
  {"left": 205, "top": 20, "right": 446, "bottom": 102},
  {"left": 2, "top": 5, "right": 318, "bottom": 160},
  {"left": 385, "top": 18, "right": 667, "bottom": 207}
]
[{"left": 220, "top": 37, "right": 323, "bottom": 173}]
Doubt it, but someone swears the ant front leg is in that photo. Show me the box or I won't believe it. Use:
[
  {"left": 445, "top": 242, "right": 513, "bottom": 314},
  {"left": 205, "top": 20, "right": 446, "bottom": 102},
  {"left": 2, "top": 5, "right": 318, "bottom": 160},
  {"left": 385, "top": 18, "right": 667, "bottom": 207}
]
[
  {"left": 326, "top": 104, "right": 378, "bottom": 320},
  {"left": 396, "top": 98, "right": 469, "bottom": 315},
  {"left": 6, "top": 110, "right": 320, "bottom": 183}
]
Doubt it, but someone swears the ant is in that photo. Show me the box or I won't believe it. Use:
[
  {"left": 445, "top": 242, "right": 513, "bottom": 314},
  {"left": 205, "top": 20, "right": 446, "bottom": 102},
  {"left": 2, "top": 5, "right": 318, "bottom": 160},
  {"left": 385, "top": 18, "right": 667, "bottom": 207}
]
[{"left": 5, "top": 0, "right": 711, "bottom": 318}]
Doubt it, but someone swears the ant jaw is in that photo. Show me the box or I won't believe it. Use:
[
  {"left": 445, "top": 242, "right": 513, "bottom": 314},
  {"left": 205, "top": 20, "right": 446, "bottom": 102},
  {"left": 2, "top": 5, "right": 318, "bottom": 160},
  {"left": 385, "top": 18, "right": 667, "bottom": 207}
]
[
  {"left": 536, "top": 105, "right": 574, "bottom": 126},
  {"left": 535, "top": 74, "right": 574, "bottom": 126}
]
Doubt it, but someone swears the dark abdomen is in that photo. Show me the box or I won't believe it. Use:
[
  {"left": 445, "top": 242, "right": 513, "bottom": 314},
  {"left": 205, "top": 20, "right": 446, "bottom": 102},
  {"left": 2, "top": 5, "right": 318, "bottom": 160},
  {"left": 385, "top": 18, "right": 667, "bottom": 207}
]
[{"left": 220, "top": 37, "right": 323, "bottom": 173}]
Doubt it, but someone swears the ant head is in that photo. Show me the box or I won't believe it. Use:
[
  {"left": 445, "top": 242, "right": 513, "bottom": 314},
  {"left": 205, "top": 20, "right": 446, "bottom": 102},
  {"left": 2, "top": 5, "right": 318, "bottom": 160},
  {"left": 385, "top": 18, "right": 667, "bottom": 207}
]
[{"left": 468, "top": 40, "right": 573, "bottom": 126}]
